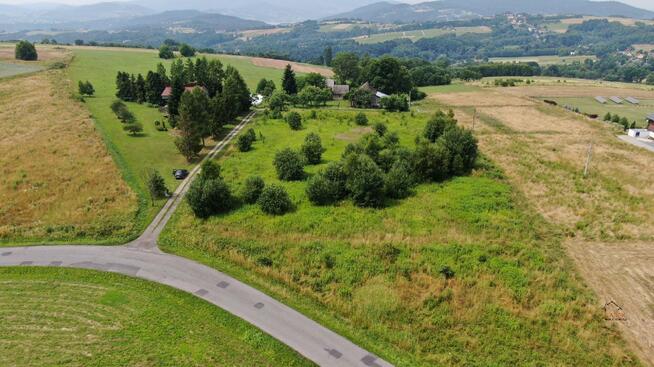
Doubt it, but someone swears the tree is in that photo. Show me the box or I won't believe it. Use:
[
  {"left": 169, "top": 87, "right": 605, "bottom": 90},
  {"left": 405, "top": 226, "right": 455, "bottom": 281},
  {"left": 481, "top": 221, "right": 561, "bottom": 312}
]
[
  {"left": 349, "top": 89, "right": 373, "bottom": 108},
  {"left": 78, "top": 81, "right": 95, "bottom": 96},
  {"left": 200, "top": 160, "right": 222, "bottom": 181},
  {"left": 237, "top": 134, "right": 254, "bottom": 152},
  {"left": 439, "top": 127, "right": 478, "bottom": 175},
  {"left": 286, "top": 111, "right": 302, "bottom": 130},
  {"left": 179, "top": 44, "right": 195, "bottom": 57},
  {"left": 282, "top": 64, "right": 297, "bottom": 95},
  {"left": 343, "top": 153, "right": 385, "bottom": 208},
  {"left": 361, "top": 56, "right": 413, "bottom": 95},
  {"left": 123, "top": 121, "right": 143, "bottom": 136},
  {"left": 205, "top": 59, "right": 224, "bottom": 97},
  {"left": 302, "top": 73, "right": 327, "bottom": 88},
  {"left": 15, "top": 41, "right": 37, "bottom": 61},
  {"left": 354, "top": 112, "right": 368, "bottom": 126},
  {"left": 274, "top": 148, "right": 305, "bottom": 181},
  {"left": 146, "top": 170, "right": 168, "bottom": 205},
  {"left": 424, "top": 110, "right": 456, "bottom": 143},
  {"left": 115, "top": 71, "right": 133, "bottom": 101},
  {"left": 186, "top": 177, "right": 233, "bottom": 218},
  {"left": 301, "top": 133, "right": 324, "bottom": 165},
  {"left": 385, "top": 159, "right": 414, "bottom": 199},
  {"left": 298, "top": 86, "right": 332, "bottom": 107},
  {"left": 258, "top": 185, "right": 293, "bottom": 215},
  {"left": 135, "top": 74, "right": 146, "bottom": 104},
  {"left": 380, "top": 94, "right": 409, "bottom": 112},
  {"left": 179, "top": 87, "right": 211, "bottom": 147},
  {"left": 413, "top": 140, "right": 450, "bottom": 182},
  {"left": 323, "top": 46, "right": 333, "bottom": 66},
  {"left": 332, "top": 52, "right": 360, "bottom": 84},
  {"left": 603, "top": 112, "right": 612, "bottom": 121},
  {"left": 647, "top": 73, "right": 654, "bottom": 86},
  {"left": 268, "top": 91, "right": 289, "bottom": 114},
  {"left": 373, "top": 122, "right": 387, "bottom": 137},
  {"left": 306, "top": 162, "right": 347, "bottom": 205},
  {"left": 159, "top": 45, "right": 174, "bottom": 59},
  {"left": 145, "top": 71, "right": 166, "bottom": 105},
  {"left": 223, "top": 66, "right": 252, "bottom": 116},
  {"left": 242, "top": 176, "right": 265, "bottom": 204},
  {"left": 256, "top": 78, "right": 276, "bottom": 96}
]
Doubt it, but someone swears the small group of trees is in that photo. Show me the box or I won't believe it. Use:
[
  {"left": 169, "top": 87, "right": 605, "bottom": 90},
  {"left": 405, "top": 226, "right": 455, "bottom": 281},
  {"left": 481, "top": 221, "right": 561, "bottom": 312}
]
[
  {"left": 110, "top": 100, "right": 143, "bottom": 135},
  {"left": 116, "top": 70, "right": 165, "bottom": 105},
  {"left": 159, "top": 43, "right": 195, "bottom": 59},
  {"left": 285, "top": 111, "right": 302, "bottom": 130},
  {"left": 603, "top": 112, "right": 636, "bottom": 130},
  {"left": 380, "top": 94, "right": 410, "bottom": 112},
  {"left": 256, "top": 78, "right": 276, "bottom": 96},
  {"left": 304, "top": 110, "right": 477, "bottom": 208},
  {"left": 15, "top": 40, "right": 37, "bottom": 61},
  {"left": 273, "top": 133, "right": 325, "bottom": 181},
  {"left": 237, "top": 128, "right": 257, "bottom": 152},
  {"left": 78, "top": 81, "right": 95, "bottom": 96}
]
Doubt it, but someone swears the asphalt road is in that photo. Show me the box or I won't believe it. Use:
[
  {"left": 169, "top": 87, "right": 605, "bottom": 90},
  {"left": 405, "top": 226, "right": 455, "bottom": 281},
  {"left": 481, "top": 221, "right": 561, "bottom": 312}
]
[{"left": 0, "top": 111, "right": 393, "bottom": 367}]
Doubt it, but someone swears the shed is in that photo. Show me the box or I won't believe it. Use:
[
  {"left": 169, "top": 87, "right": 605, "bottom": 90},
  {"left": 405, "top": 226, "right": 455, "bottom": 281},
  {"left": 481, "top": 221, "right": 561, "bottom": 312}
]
[{"left": 332, "top": 84, "right": 350, "bottom": 99}]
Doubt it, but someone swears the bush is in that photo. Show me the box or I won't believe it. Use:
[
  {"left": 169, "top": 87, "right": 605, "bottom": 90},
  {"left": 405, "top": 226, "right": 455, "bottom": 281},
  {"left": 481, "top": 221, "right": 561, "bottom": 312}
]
[
  {"left": 200, "top": 160, "right": 222, "bottom": 181},
  {"left": 15, "top": 41, "right": 37, "bottom": 61},
  {"left": 286, "top": 111, "right": 302, "bottom": 130},
  {"left": 246, "top": 128, "right": 256, "bottom": 142},
  {"left": 354, "top": 112, "right": 369, "bottom": 126},
  {"left": 385, "top": 160, "right": 415, "bottom": 199},
  {"left": 439, "top": 127, "right": 478, "bottom": 175},
  {"left": 237, "top": 134, "right": 253, "bottom": 152},
  {"left": 78, "top": 81, "right": 95, "bottom": 96},
  {"left": 380, "top": 94, "right": 409, "bottom": 112},
  {"left": 343, "top": 154, "right": 386, "bottom": 207},
  {"left": 306, "top": 162, "right": 347, "bottom": 205},
  {"left": 242, "top": 176, "right": 265, "bottom": 204},
  {"left": 186, "top": 178, "right": 233, "bottom": 218},
  {"left": 413, "top": 141, "right": 450, "bottom": 182},
  {"left": 301, "top": 133, "right": 324, "bottom": 165},
  {"left": 179, "top": 44, "right": 195, "bottom": 57},
  {"left": 424, "top": 110, "right": 456, "bottom": 143},
  {"left": 373, "top": 122, "right": 387, "bottom": 137},
  {"left": 274, "top": 148, "right": 305, "bottom": 181},
  {"left": 159, "top": 45, "right": 174, "bottom": 59},
  {"left": 258, "top": 184, "right": 293, "bottom": 215}
]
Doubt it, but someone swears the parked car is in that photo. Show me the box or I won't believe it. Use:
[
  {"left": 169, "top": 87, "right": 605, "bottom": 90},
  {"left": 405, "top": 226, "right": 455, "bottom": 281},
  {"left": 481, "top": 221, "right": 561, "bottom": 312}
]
[{"left": 172, "top": 169, "right": 189, "bottom": 180}]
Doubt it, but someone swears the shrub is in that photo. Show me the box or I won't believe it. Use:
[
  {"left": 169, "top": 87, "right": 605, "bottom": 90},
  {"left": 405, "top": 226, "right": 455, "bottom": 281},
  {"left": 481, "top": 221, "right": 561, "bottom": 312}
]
[
  {"left": 373, "top": 122, "right": 387, "bottom": 137},
  {"left": 439, "top": 127, "right": 478, "bottom": 175},
  {"left": 343, "top": 153, "right": 386, "bottom": 207},
  {"left": 301, "top": 133, "right": 324, "bottom": 165},
  {"left": 237, "top": 134, "right": 253, "bottom": 152},
  {"left": 146, "top": 170, "right": 168, "bottom": 202},
  {"left": 186, "top": 178, "right": 233, "bottom": 218},
  {"left": 200, "top": 160, "right": 222, "bottom": 181},
  {"left": 424, "top": 110, "right": 456, "bottom": 143},
  {"left": 242, "top": 176, "right": 265, "bottom": 204},
  {"left": 413, "top": 141, "right": 450, "bottom": 182},
  {"left": 246, "top": 128, "right": 257, "bottom": 142},
  {"left": 78, "top": 81, "right": 95, "bottom": 96},
  {"left": 385, "top": 160, "right": 415, "bottom": 199},
  {"left": 380, "top": 94, "right": 409, "bottom": 112},
  {"left": 179, "top": 44, "right": 195, "bottom": 57},
  {"left": 15, "top": 40, "right": 37, "bottom": 61},
  {"left": 159, "top": 45, "right": 174, "bottom": 59},
  {"left": 274, "top": 148, "right": 305, "bottom": 181},
  {"left": 258, "top": 184, "right": 293, "bottom": 215},
  {"left": 286, "top": 111, "right": 302, "bottom": 130},
  {"left": 354, "top": 112, "right": 368, "bottom": 126},
  {"left": 603, "top": 112, "right": 612, "bottom": 121},
  {"left": 306, "top": 162, "right": 347, "bottom": 205}
]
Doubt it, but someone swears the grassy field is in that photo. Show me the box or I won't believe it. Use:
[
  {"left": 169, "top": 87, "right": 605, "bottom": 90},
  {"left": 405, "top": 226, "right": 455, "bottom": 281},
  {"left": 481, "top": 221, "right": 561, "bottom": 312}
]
[
  {"left": 0, "top": 62, "right": 43, "bottom": 78},
  {"left": 319, "top": 22, "right": 370, "bottom": 32},
  {"left": 0, "top": 69, "right": 137, "bottom": 243},
  {"left": 354, "top": 26, "right": 491, "bottom": 44},
  {"left": 544, "top": 16, "right": 654, "bottom": 33},
  {"left": 489, "top": 55, "right": 597, "bottom": 65},
  {"left": 0, "top": 267, "right": 313, "bottom": 366},
  {"left": 429, "top": 82, "right": 654, "bottom": 363},
  {"left": 159, "top": 107, "right": 638, "bottom": 366},
  {"left": 547, "top": 96, "right": 654, "bottom": 127}
]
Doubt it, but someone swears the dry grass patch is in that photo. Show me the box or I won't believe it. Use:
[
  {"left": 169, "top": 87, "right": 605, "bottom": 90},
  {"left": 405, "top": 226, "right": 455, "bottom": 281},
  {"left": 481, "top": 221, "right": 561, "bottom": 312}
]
[
  {"left": 430, "top": 90, "right": 534, "bottom": 107},
  {"left": 0, "top": 44, "right": 70, "bottom": 63},
  {"left": 0, "top": 71, "right": 137, "bottom": 242},
  {"left": 504, "top": 85, "right": 654, "bottom": 99},
  {"left": 250, "top": 57, "right": 333, "bottom": 76}
]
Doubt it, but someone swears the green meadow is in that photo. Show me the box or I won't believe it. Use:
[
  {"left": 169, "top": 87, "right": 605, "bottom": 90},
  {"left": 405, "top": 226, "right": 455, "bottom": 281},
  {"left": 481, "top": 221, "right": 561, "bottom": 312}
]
[
  {"left": 355, "top": 26, "right": 491, "bottom": 44},
  {"left": 548, "top": 96, "right": 654, "bottom": 127},
  {"left": 160, "top": 108, "right": 638, "bottom": 366},
  {"left": 0, "top": 267, "right": 312, "bottom": 367}
]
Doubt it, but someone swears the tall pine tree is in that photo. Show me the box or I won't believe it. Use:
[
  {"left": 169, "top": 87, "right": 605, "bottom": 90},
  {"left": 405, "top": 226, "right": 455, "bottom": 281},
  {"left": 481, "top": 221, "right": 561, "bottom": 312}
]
[{"left": 282, "top": 64, "right": 297, "bottom": 95}]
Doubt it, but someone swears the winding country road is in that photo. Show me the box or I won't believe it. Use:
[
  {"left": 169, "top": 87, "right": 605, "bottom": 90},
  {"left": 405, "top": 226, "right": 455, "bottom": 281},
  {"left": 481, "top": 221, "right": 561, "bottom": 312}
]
[{"left": 0, "top": 112, "right": 393, "bottom": 367}]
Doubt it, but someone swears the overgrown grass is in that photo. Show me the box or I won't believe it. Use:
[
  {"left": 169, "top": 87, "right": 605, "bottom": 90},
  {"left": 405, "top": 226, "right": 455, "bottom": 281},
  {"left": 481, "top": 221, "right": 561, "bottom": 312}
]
[
  {"left": 160, "top": 108, "right": 639, "bottom": 366},
  {"left": 0, "top": 267, "right": 313, "bottom": 367}
]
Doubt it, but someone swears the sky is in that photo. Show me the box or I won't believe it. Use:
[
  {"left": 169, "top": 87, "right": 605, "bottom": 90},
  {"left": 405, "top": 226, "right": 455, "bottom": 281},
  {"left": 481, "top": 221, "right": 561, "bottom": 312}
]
[{"left": 1, "top": 0, "right": 653, "bottom": 11}]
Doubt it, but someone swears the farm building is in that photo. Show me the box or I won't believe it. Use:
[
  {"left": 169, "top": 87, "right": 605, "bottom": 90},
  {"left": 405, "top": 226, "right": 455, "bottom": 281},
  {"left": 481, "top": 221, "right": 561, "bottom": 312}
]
[
  {"left": 161, "top": 82, "right": 207, "bottom": 101},
  {"left": 325, "top": 78, "right": 349, "bottom": 99},
  {"left": 627, "top": 128, "right": 653, "bottom": 138},
  {"left": 355, "top": 82, "right": 388, "bottom": 108}
]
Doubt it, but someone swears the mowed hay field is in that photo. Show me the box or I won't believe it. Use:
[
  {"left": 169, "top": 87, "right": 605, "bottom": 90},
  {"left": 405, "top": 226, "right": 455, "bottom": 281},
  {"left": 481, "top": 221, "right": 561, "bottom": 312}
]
[
  {"left": 355, "top": 26, "right": 491, "bottom": 44},
  {"left": 0, "top": 70, "right": 137, "bottom": 243},
  {"left": 429, "top": 83, "right": 654, "bottom": 364},
  {"left": 0, "top": 267, "right": 313, "bottom": 367},
  {"left": 160, "top": 110, "right": 638, "bottom": 366}
]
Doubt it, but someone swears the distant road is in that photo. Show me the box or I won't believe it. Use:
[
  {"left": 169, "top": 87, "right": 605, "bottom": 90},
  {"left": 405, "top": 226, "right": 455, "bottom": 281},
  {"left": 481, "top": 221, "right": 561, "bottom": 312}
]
[{"left": 0, "top": 111, "right": 393, "bottom": 367}]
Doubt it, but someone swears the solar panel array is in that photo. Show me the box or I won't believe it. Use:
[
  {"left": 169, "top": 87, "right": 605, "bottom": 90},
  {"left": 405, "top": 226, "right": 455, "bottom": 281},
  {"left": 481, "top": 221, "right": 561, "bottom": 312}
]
[
  {"left": 625, "top": 97, "right": 640, "bottom": 104},
  {"left": 595, "top": 96, "right": 607, "bottom": 104},
  {"left": 610, "top": 96, "right": 623, "bottom": 104}
]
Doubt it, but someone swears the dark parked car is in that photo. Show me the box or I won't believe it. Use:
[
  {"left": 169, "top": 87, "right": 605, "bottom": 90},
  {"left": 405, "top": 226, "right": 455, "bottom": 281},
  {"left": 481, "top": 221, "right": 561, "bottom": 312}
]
[{"left": 173, "top": 169, "right": 189, "bottom": 180}]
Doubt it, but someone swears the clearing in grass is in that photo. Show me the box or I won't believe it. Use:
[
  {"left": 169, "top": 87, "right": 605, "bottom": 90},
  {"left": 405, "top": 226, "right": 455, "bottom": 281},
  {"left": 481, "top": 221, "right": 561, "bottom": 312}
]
[
  {"left": 160, "top": 108, "right": 638, "bottom": 366},
  {"left": 0, "top": 267, "right": 313, "bottom": 367}
]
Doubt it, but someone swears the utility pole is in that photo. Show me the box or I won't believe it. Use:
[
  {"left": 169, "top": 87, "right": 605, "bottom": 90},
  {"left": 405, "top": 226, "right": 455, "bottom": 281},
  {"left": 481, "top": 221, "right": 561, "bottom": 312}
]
[{"left": 583, "top": 142, "right": 593, "bottom": 177}]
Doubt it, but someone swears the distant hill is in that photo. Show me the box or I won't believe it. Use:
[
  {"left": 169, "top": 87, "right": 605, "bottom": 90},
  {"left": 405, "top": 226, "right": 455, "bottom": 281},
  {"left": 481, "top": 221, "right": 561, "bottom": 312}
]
[
  {"left": 111, "top": 10, "right": 269, "bottom": 31},
  {"left": 328, "top": 0, "right": 654, "bottom": 22},
  {"left": 38, "top": 2, "right": 155, "bottom": 22}
]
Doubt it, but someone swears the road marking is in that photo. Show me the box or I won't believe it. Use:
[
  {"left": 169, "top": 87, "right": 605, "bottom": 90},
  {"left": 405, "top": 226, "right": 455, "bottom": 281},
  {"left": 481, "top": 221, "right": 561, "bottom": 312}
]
[{"left": 325, "top": 348, "right": 343, "bottom": 359}]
